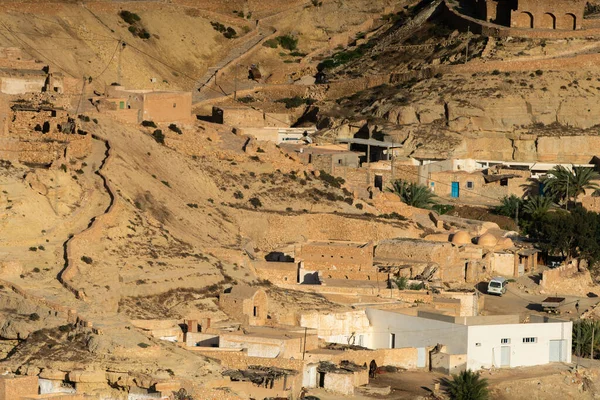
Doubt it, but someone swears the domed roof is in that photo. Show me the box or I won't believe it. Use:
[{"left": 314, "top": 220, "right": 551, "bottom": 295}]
[
  {"left": 499, "top": 237, "right": 514, "bottom": 248},
  {"left": 477, "top": 233, "right": 498, "bottom": 247},
  {"left": 451, "top": 231, "right": 472, "bottom": 245}
]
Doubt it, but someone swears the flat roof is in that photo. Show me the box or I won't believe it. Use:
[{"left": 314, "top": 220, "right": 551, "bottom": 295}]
[
  {"left": 304, "top": 240, "right": 371, "bottom": 248},
  {"left": 221, "top": 325, "right": 312, "bottom": 340},
  {"left": 336, "top": 138, "right": 403, "bottom": 148}
]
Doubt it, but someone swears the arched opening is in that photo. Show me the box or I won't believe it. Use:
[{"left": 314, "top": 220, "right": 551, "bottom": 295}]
[
  {"left": 517, "top": 11, "right": 534, "bottom": 28},
  {"left": 540, "top": 13, "right": 556, "bottom": 29},
  {"left": 564, "top": 13, "right": 576, "bottom": 30}
]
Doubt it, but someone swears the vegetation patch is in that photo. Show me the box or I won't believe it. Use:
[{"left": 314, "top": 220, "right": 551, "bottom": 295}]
[
  {"left": 211, "top": 22, "right": 237, "bottom": 39},
  {"left": 120, "top": 10, "right": 151, "bottom": 39}
]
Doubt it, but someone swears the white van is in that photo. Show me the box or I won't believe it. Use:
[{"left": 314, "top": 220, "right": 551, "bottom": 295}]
[{"left": 487, "top": 277, "right": 507, "bottom": 296}]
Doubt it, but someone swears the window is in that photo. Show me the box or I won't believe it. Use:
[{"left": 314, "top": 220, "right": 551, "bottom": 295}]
[
  {"left": 500, "top": 178, "right": 508, "bottom": 186},
  {"left": 475, "top": 343, "right": 481, "bottom": 347},
  {"left": 253, "top": 306, "right": 258, "bottom": 317},
  {"left": 173, "top": 103, "right": 177, "bottom": 108},
  {"left": 466, "top": 181, "right": 474, "bottom": 189},
  {"left": 501, "top": 338, "right": 510, "bottom": 344},
  {"left": 390, "top": 333, "right": 396, "bottom": 348},
  {"left": 523, "top": 337, "right": 537, "bottom": 343}
]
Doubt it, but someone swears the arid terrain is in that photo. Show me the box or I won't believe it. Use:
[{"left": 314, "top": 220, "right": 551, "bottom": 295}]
[{"left": 2, "top": 0, "right": 600, "bottom": 399}]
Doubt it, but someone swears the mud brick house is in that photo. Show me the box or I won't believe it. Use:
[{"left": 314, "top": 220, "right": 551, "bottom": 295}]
[
  {"left": 103, "top": 85, "right": 192, "bottom": 124},
  {"left": 476, "top": 0, "right": 584, "bottom": 30},
  {"left": 219, "top": 285, "right": 268, "bottom": 326},
  {"left": 0, "top": 67, "right": 63, "bottom": 95}
]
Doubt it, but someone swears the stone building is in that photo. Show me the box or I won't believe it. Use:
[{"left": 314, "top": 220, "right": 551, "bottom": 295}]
[
  {"left": 102, "top": 85, "right": 192, "bottom": 124},
  {"left": 0, "top": 67, "right": 63, "bottom": 95},
  {"left": 476, "top": 0, "right": 584, "bottom": 30},
  {"left": 296, "top": 241, "right": 375, "bottom": 272},
  {"left": 219, "top": 285, "right": 268, "bottom": 326}
]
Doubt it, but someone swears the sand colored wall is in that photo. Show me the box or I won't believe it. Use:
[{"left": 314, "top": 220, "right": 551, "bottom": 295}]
[
  {"left": 141, "top": 91, "right": 192, "bottom": 123},
  {"left": 219, "top": 332, "right": 318, "bottom": 359},
  {"left": 299, "top": 310, "right": 371, "bottom": 344},
  {"left": 219, "top": 288, "right": 268, "bottom": 326},
  {"left": 297, "top": 242, "right": 374, "bottom": 272},
  {"left": 323, "top": 373, "right": 355, "bottom": 396},
  {"left": 431, "top": 351, "right": 467, "bottom": 374},
  {"left": 510, "top": 0, "right": 584, "bottom": 30},
  {"left": 0, "top": 375, "right": 38, "bottom": 400},
  {"left": 252, "top": 261, "right": 298, "bottom": 284},
  {"left": 541, "top": 260, "right": 579, "bottom": 289}
]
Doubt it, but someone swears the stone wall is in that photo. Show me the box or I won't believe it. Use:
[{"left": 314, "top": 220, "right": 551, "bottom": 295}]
[
  {"left": 0, "top": 374, "right": 38, "bottom": 400},
  {"left": 443, "top": 0, "right": 600, "bottom": 38},
  {"left": 581, "top": 196, "right": 600, "bottom": 212},
  {"left": 332, "top": 163, "right": 419, "bottom": 199},
  {"left": 252, "top": 261, "right": 298, "bottom": 284},
  {"left": 541, "top": 260, "right": 579, "bottom": 289},
  {"left": 142, "top": 91, "right": 192, "bottom": 123},
  {"left": 509, "top": 0, "right": 584, "bottom": 30},
  {"left": 297, "top": 241, "right": 375, "bottom": 272}
]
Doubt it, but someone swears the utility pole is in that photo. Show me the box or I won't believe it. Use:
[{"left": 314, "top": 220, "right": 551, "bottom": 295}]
[
  {"left": 576, "top": 301, "right": 580, "bottom": 368},
  {"left": 391, "top": 141, "right": 395, "bottom": 180},
  {"left": 234, "top": 64, "right": 238, "bottom": 100},
  {"left": 117, "top": 41, "right": 125, "bottom": 85},
  {"left": 566, "top": 172, "right": 569, "bottom": 210},
  {"left": 302, "top": 327, "right": 307, "bottom": 360},
  {"left": 465, "top": 26, "right": 470, "bottom": 64},
  {"left": 591, "top": 323, "right": 595, "bottom": 361}
]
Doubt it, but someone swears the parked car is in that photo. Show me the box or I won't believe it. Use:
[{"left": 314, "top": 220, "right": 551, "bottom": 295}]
[{"left": 487, "top": 277, "right": 507, "bottom": 296}]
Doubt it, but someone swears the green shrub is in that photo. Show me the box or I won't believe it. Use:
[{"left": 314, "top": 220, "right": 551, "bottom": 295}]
[
  {"left": 81, "top": 256, "right": 93, "bottom": 264},
  {"left": 263, "top": 38, "right": 279, "bottom": 48},
  {"left": 138, "top": 342, "right": 150, "bottom": 348},
  {"left": 238, "top": 95, "right": 255, "bottom": 103},
  {"left": 276, "top": 34, "right": 298, "bottom": 51},
  {"left": 234, "top": 190, "right": 244, "bottom": 199},
  {"left": 141, "top": 120, "right": 157, "bottom": 128},
  {"left": 395, "top": 276, "right": 408, "bottom": 290},
  {"left": 29, "top": 313, "right": 40, "bottom": 321},
  {"left": 318, "top": 170, "right": 345, "bottom": 188},
  {"left": 152, "top": 129, "right": 165, "bottom": 144},
  {"left": 275, "top": 96, "right": 314, "bottom": 109},
  {"left": 120, "top": 10, "right": 141, "bottom": 25},
  {"left": 249, "top": 197, "right": 262, "bottom": 208},
  {"left": 29, "top": 247, "right": 37, "bottom": 251},
  {"left": 168, "top": 124, "right": 182, "bottom": 134}
]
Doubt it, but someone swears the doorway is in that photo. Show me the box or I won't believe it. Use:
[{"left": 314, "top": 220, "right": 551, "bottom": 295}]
[
  {"left": 549, "top": 340, "right": 566, "bottom": 362},
  {"left": 318, "top": 372, "right": 325, "bottom": 388},
  {"left": 500, "top": 346, "right": 511, "bottom": 367},
  {"left": 451, "top": 182, "right": 460, "bottom": 198}
]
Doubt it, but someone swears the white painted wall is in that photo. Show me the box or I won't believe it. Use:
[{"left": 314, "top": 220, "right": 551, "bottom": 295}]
[
  {"left": 366, "top": 309, "right": 468, "bottom": 353},
  {"left": 0, "top": 77, "right": 45, "bottom": 94},
  {"left": 466, "top": 321, "right": 572, "bottom": 370},
  {"left": 299, "top": 310, "right": 371, "bottom": 346}
]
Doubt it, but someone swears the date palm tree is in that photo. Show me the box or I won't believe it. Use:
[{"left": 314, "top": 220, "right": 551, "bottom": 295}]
[
  {"left": 442, "top": 370, "right": 489, "bottom": 400},
  {"left": 522, "top": 195, "right": 554, "bottom": 219},
  {"left": 543, "top": 166, "right": 600, "bottom": 205},
  {"left": 386, "top": 180, "right": 437, "bottom": 209}
]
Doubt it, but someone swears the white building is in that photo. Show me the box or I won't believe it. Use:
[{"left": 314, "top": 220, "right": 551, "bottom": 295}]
[{"left": 365, "top": 308, "right": 572, "bottom": 372}]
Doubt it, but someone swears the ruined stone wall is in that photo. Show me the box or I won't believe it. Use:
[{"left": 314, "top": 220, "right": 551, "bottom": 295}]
[
  {"left": 375, "top": 239, "right": 460, "bottom": 266},
  {"left": 252, "top": 261, "right": 298, "bottom": 284},
  {"left": 541, "top": 260, "right": 579, "bottom": 289},
  {"left": 332, "top": 164, "right": 419, "bottom": 199},
  {"left": 297, "top": 242, "right": 374, "bottom": 272},
  {"left": 219, "top": 333, "right": 317, "bottom": 359},
  {"left": 0, "top": 76, "right": 46, "bottom": 95}
]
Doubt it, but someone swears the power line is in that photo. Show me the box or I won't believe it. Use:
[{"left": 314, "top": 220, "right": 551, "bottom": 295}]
[
  {"left": 124, "top": 42, "right": 295, "bottom": 128},
  {"left": 91, "top": 40, "right": 122, "bottom": 81}
]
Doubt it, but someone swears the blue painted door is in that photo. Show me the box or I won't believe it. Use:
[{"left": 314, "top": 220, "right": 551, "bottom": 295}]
[{"left": 451, "top": 182, "right": 460, "bottom": 198}]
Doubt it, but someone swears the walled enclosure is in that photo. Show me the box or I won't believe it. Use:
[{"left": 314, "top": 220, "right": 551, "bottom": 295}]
[{"left": 297, "top": 241, "right": 375, "bottom": 272}]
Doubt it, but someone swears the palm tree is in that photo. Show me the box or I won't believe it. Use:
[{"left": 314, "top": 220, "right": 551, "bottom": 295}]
[
  {"left": 522, "top": 195, "right": 554, "bottom": 219},
  {"left": 386, "top": 180, "right": 437, "bottom": 209},
  {"left": 442, "top": 370, "right": 490, "bottom": 400},
  {"left": 573, "top": 320, "right": 600, "bottom": 358},
  {"left": 543, "top": 166, "right": 600, "bottom": 205},
  {"left": 494, "top": 194, "right": 522, "bottom": 217}
]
